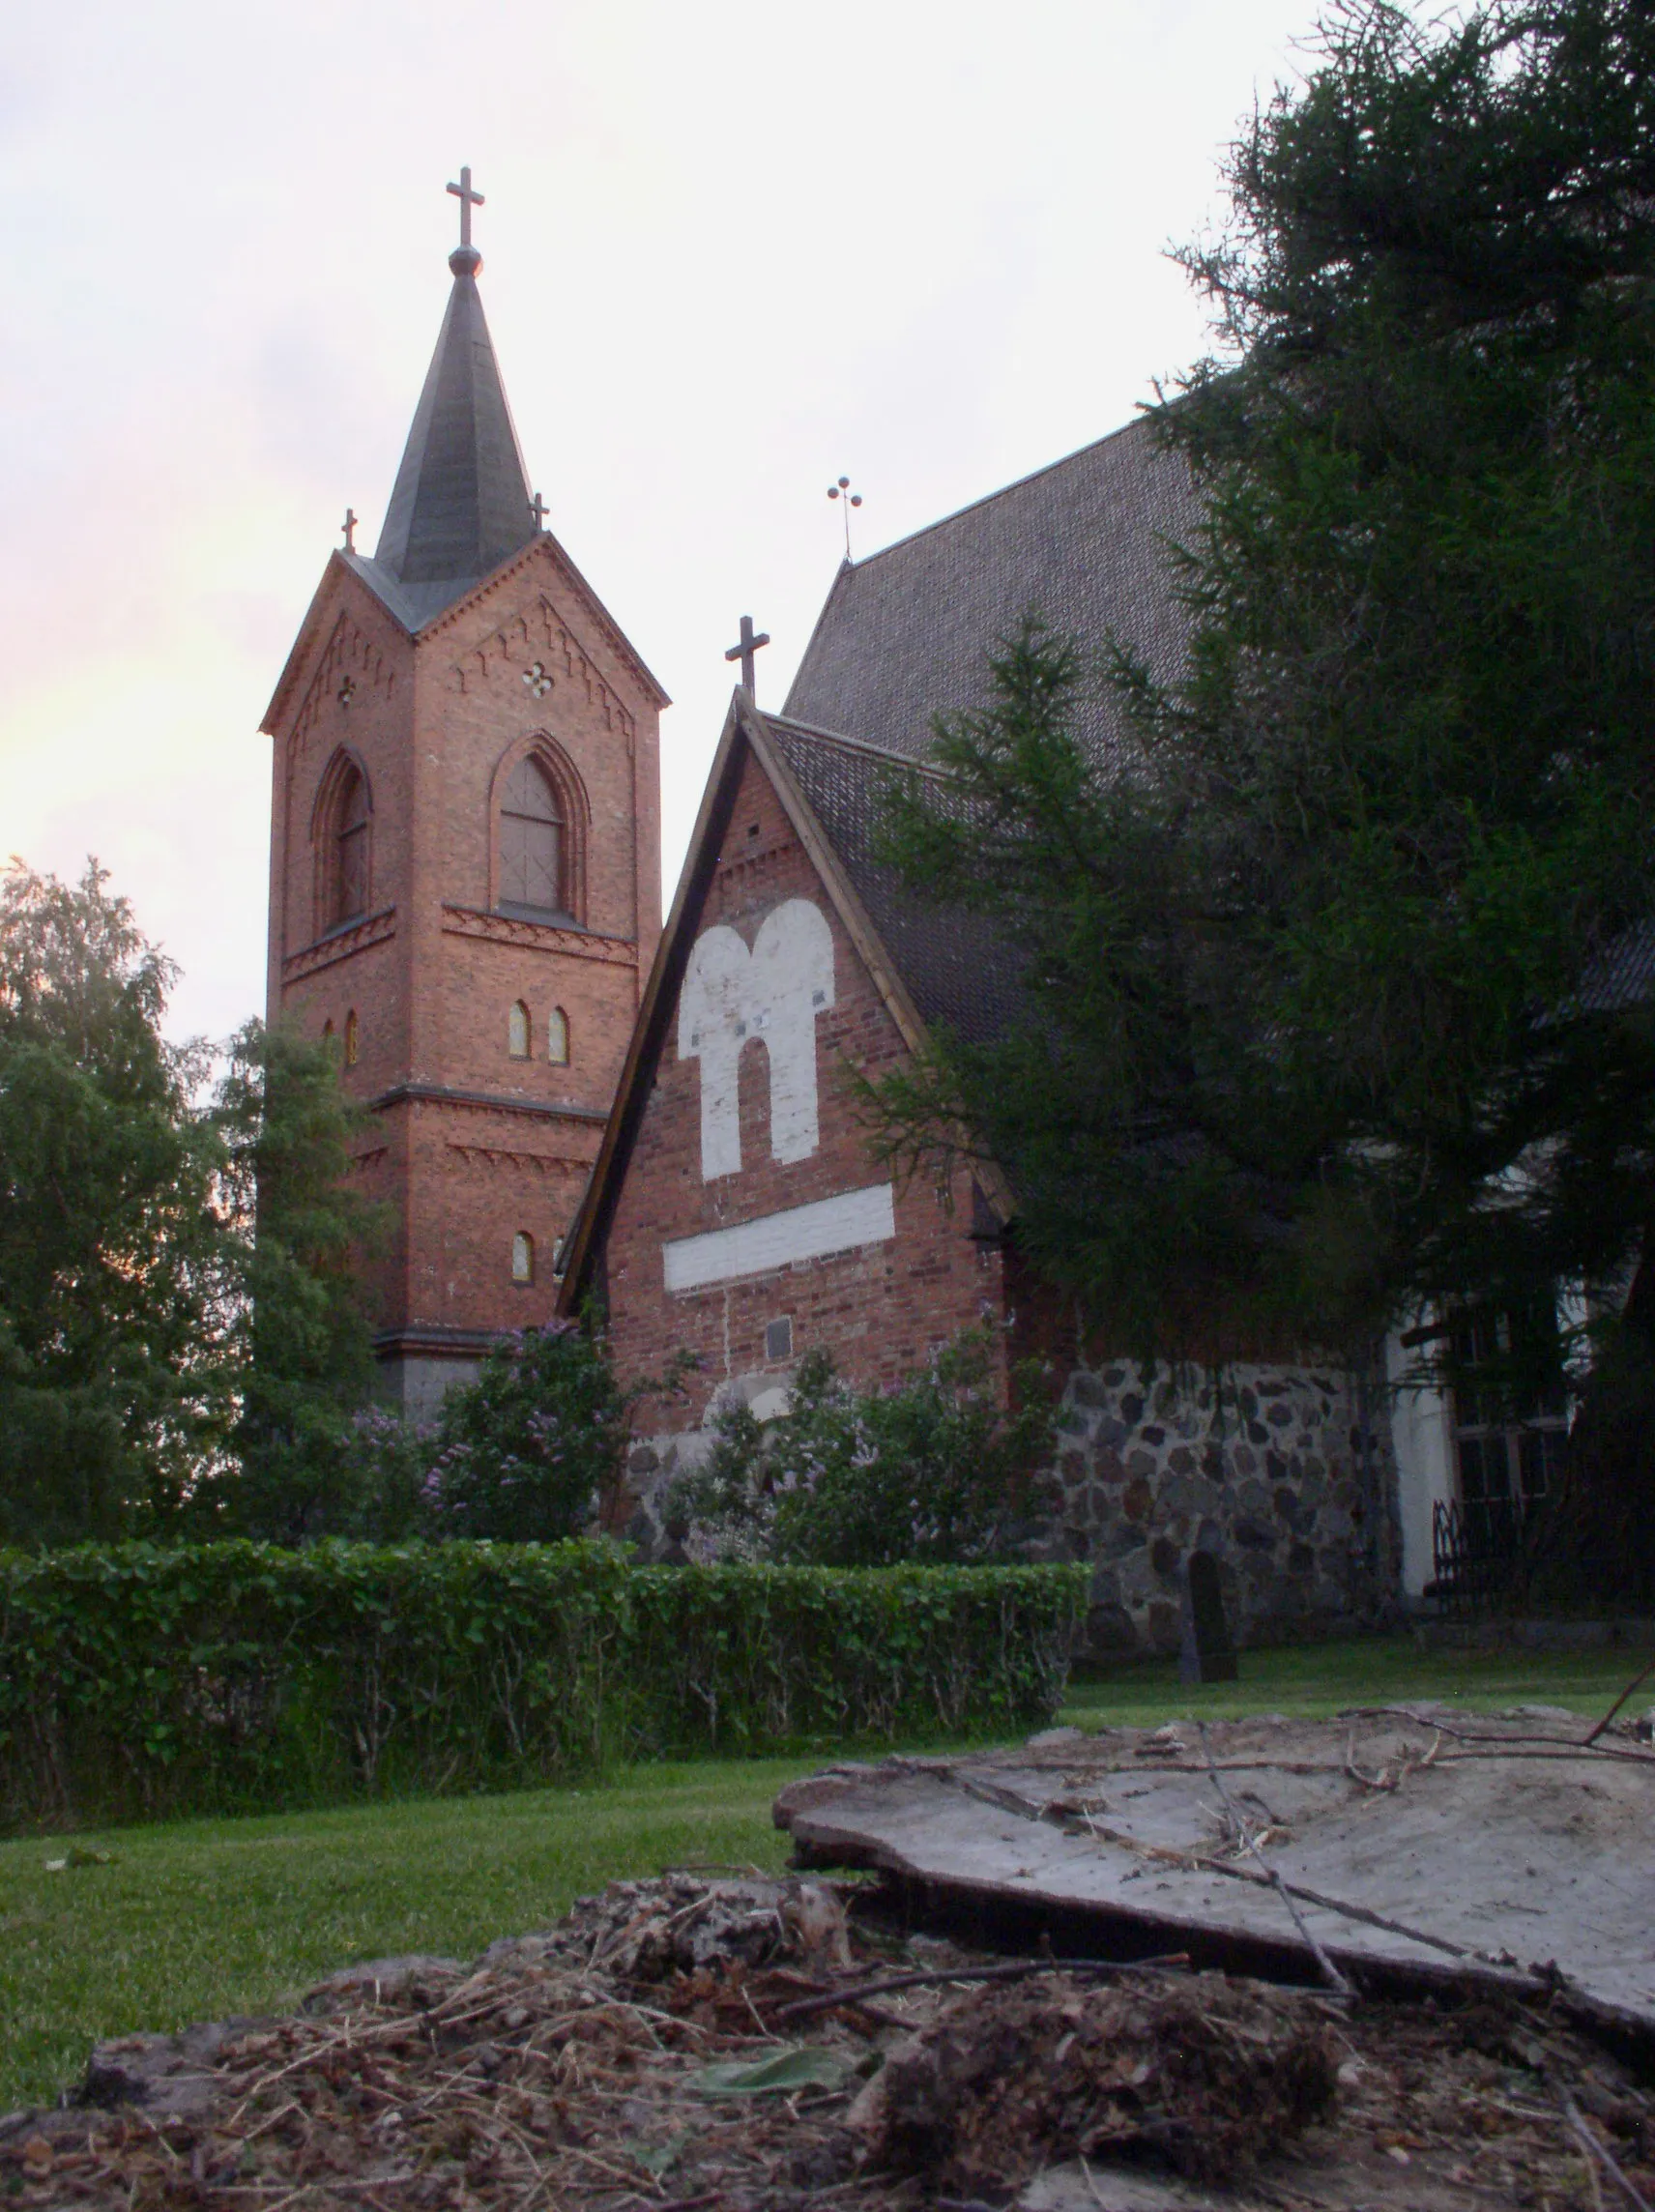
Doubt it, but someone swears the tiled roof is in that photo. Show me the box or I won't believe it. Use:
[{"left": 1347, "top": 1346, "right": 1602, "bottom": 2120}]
[
  {"left": 782, "top": 415, "right": 1199, "bottom": 765},
  {"left": 765, "top": 714, "right": 1029, "bottom": 1049}
]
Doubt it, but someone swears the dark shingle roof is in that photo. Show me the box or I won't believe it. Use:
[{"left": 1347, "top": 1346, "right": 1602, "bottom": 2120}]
[
  {"left": 765, "top": 714, "right": 1029, "bottom": 1049},
  {"left": 782, "top": 416, "right": 1199, "bottom": 765},
  {"left": 1570, "top": 920, "right": 1655, "bottom": 1014},
  {"left": 369, "top": 250, "right": 536, "bottom": 624}
]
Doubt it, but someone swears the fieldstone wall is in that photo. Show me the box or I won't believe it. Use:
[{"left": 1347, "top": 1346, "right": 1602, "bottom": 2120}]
[
  {"left": 1049, "top": 1359, "right": 1400, "bottom": 1657},
  {"left": 611, "top": 1359, "right": 1403, "bottom": 1654},
  {"left": 618, "top": 1428, "right": 711, "bottom": 1561}
]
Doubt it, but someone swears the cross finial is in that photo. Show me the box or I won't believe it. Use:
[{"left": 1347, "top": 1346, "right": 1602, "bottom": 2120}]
[
  {"left": 341, "top": 507, "right": 358, "bottom": 552},
  {"left": 447, "top": 164, "right": 485, "bottom": 249},
  {"left": 724, "top": 614, "right": 771, "bottom": 697},
  {"left": 531, "top": 491, "right": 548, "bottom": 532}
]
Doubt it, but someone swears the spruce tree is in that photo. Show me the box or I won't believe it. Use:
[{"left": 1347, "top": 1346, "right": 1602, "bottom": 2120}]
[{"left": 876, "top": 0, "right": 1655, "bottom": 1562}]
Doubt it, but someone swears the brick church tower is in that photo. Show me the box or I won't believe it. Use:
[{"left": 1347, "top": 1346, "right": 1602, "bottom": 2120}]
[{"left": 261, "top": 175, "right": 666, "bottom": 1415}]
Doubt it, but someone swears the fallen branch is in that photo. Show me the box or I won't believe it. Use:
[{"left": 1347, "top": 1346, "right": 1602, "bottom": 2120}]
[
  {"left": 1194, "top": 1858, "right": 1475, "bottom": 1962},
  {"left": 1341, "top": 1705, "right": 1655, "bottom": 1763},
  {"left": 1565, "top": 2096, "right": 1655, "bottom": 2212},
  {"left": 1344, "top": 1730, "right": 1398, "bottom": 1791},
  {"left": 774, "top": 1954, "right": 1189, "bottom": 2024},
  {"left": 1198, "top": 1722, "right": 1351, "bottom": 1998},
  {"left": 1584, "top": 1658, "right": 1655, "bottom": 1749}
]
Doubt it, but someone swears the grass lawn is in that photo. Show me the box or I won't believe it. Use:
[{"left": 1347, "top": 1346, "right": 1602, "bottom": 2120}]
[
  {"left": 1058, "top": 1631, "right": 1653, "bottom": 1727},
  {"left": 3, "top": 1633, "right": 1648, "bottom": 2115}
]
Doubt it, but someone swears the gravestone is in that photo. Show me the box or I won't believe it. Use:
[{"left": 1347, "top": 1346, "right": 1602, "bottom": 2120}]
[{"left": 1178, "top": 1551, "right": 1238, "bottom": 1683}]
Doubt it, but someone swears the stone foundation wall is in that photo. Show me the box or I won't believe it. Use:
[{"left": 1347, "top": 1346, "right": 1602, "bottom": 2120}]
[
  {"left": 614, "top": 1357, "right": 1403, "bottom": 1652},
  {"left": 1051, "top": 1359, "right": 1400, "bottom": 1656},
  {"left": 618, "top": 1428, "right": 712, "bottom": 1560}
]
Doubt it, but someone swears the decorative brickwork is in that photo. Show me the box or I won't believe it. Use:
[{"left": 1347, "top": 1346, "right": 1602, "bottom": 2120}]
[
  {"left": 597, "top": 744, "right": 1003, "bottom": 1428},
  {"left": 281, "top": 906, "right": 397, "bottom": 981},
  {"left": 263, "top": 540, "right": 662, "bottom": 1408}
]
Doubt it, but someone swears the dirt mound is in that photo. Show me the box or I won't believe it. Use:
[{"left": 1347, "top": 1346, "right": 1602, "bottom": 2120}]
[
  {"left": 4, "top": 1869, "right": 1653, "bottom": 2208},
  {"left": 866, "top": 1971, "right": 1337, "bottom": 2190}
]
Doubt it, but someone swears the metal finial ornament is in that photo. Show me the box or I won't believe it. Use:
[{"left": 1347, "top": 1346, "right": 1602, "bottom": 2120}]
[
  {"left": 341, "top": 508, "right": 358, "bottom": 552},
  {"left": 531, "top": 491, "right": 548, "bottom": 532},
  {"left": 724, "top": 613, "right": 771, "bottom": 697},
  {"left": 447, "top": 165, "right": 485, "bottom": 274},
  {"left": 827, "top": 474, "right": 863, "bottom": 559}
]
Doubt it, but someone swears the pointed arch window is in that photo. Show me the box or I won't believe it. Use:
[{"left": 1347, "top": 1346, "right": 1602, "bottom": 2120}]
[
  {"left": 324, "top": 761, "right": 370, "bottom": 931},
  {"left": 511, "top": 1232, "right": 536, "bottom": 1285},
  {"left": 499, "top": 756, "right": 564, "bottom": 917},
  {"left": 508, "top": 1001, "right": 531, "bottom": 1060},
  {"left": 547, "top": 1007, "right": 569, "bottom": 1065}
]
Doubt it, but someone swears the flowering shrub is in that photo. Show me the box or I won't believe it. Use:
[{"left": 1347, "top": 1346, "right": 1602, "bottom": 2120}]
[
  {"left": 417, "top": 1324, "right": 632, "bottom": 1542},
  {"left": 669, "top": 1333, "right": 1057, "bottom": 1566},
  {"left": 342, "top": 1326, "right": 691, "bottom": 1544}
]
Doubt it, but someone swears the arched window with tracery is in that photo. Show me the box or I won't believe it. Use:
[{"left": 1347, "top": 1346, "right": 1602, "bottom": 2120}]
[
  {"left": 511, "top": 1232, "right": 535, "bottom": 1285},
  {"left": 499, "top": 756, "right": 564, "bottom": 917},
  {"left": 508, "top": 1001, "right": 531, "bottom": 1060},
  {"left": 318, "top": 756, "right": 370, "bottom": 933},
  {"left": 547, "top": 1007, "right": 569, "bottom": 1065}
]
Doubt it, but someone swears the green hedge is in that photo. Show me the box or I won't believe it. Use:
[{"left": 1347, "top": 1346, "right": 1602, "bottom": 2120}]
[{"left": 0, "top": 1542, "right": 1086, "bottom": 1832}]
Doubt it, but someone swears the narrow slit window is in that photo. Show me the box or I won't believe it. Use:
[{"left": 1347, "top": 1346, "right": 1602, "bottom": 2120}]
[
  {"left": 508, "top": 1001, "right": 531, "bottom": 1059},
  {"left": 499, "top": 756, "right": 564, "bottom": 917},
  {"left": 547, "top": 1006, "right": 569, "bottom": 1064},
  {"left": 511, "top": 1232, "right": 535, "bottom": 1284},
  {"left": 344, "top": 1009, "right": 360, "bottom": 1065}
]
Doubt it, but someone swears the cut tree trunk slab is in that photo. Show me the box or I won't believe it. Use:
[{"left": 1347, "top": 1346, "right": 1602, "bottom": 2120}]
[{"left": 773, "top": 1707, "right": 1655, "bottom": 2041}]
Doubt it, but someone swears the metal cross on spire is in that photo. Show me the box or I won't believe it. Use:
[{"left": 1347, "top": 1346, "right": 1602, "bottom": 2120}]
[
  {"left": 531, "top": 491, "right": 548, "bottom": 532},
  {"left": 447, "top": 165, "right": 485, "bottom": 248},
  {"left": 724, "top": 614, "right": 770, "bottom": 696},
  {"left": 341, "top": 508, "right": 358, "bottom": 552}
]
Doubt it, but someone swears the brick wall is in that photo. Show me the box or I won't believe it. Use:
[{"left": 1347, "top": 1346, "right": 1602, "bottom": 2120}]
[
  {"left": 267, "top": 542, "right": 661, "bottom": 1391},
  {"left": 601, "top": 748, "right": 1004, "bottom": 1464}
]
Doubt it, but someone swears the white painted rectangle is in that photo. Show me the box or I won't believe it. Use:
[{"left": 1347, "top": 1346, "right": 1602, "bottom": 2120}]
[{"left": 663, "top": 1182, "right": 897, "bottom": 1293}]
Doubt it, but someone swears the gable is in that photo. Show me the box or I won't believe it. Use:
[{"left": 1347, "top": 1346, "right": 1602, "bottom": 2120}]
[
  {"left": 568, "top": 737, "right": 1003, "bottom": 1408},
  {"left": 626, "top": 745, "right": 900, "bottom": 1237},
  {"left": 262, "top": 533, "right": 667, "bottom": 742},
  {"left": 558, "top": 694, "right": 1015, "bottom": 1323},
  {"left": 261, "top": 555, "right": 413, "bottom": 739},
  {"left": 413, "top": 532, "right": 669, "bottom": 713}
]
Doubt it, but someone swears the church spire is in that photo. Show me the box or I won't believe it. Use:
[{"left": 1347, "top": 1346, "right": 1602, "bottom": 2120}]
[{"left": 373, "top": 168, "right": 537, "bottom": 596}]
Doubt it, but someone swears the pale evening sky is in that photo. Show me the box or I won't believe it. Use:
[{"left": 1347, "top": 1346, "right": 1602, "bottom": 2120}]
[{"left": 1, "top": 0, "right": 1318, "bottom": 1045}]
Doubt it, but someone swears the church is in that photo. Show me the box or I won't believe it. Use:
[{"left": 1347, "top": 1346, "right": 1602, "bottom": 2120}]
[
  {"left": 550, "top": 428, "right": 1449, "bottom": 1653},
  {"left": 265, "top": 179, "right": 1483, "bottom": 1647}
]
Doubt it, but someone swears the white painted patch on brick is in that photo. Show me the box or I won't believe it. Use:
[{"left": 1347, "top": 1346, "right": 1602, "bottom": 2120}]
[
  {"left": 663, "top": 1182, "right": 895, "bottom": 1292},
  {"left": 678, "top": 924, "right": 750, "bottom": 1179},
  {"left": 678, "top": 898, "right": 835, "bottom": 1180}
]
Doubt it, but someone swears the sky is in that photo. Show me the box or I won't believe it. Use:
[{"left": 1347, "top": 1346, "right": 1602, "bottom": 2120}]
[{"left": 0, "top": 0, "right": 1322, "bottom": 1046}]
